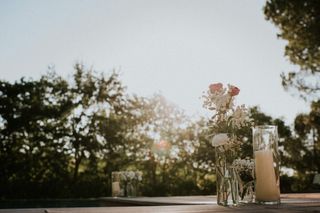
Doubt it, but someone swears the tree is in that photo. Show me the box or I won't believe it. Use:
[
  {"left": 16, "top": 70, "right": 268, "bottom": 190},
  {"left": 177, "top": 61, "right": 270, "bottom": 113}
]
[
  {"left": 265, "top": 1, "right": 320, "bottom": 191},
  {"left": 264, "top": 0, "right": 320, "bottom": 99},
  {"left": 0, "top": 64, "right": 129, "bottom": 198},
  {"left": 293, "top": 101, "right": 320, "bottom": 173},
  {"left": 66, "top": 64, "right": 125, "bottom": 185},
  {"left": 0, "top": 74, "right": 74, "bottom": 198},
  {"left": 126, "top": 94, "right": 197, "bottom": 196}
]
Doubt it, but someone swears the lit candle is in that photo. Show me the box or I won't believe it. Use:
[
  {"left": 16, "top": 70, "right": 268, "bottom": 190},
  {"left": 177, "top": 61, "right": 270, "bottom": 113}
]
[
  {"left": 254, "top": 150, "right": 280, "bottom": 202},
  {"left": 112, "top": 181, "right": 121, "bottom": 197}
]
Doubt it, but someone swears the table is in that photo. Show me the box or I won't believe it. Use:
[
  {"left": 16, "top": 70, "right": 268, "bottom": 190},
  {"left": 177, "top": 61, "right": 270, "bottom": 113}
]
[{"left": 1, "top": 194, "right": 319, "bottom": 213}]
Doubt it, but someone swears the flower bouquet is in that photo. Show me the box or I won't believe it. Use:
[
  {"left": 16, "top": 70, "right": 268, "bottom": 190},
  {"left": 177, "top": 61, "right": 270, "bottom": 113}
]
[
  {"left": 203, "top": 83, "right": 251, "bottom": 206},
  {"left": 233, "top": 158, "right": 255, "bottom": 203}
]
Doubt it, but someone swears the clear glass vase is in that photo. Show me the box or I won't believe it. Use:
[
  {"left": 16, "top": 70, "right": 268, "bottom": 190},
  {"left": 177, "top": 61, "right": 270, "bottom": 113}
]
[
  {"left": 238, "top": 172, "right": 255, "bottom": 203},
  {"left": 253, "top": 125, "right": 280, "bottom": 204},
  {"left": 215, "top": 146, "right": 239, "bottom": 206},
  {"left": 126, "top": 182, "right": 137, "bottom": 197},
  {"left": 233, "top": 158, "right": 255, "bottom": 203}
]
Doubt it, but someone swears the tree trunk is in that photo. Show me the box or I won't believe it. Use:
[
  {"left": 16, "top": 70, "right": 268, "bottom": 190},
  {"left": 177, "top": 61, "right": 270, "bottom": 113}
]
[
  {"left": 149, "top": 153, "right": 157, "bottom": 192},
  {"left": 73, "top": 150, "right": 83, "bottom": 183}
]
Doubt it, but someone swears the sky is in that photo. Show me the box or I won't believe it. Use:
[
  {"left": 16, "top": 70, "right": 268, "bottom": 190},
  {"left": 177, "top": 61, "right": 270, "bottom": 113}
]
[{"left": 0, "top": 0, "right": 310, "bottom": 124}]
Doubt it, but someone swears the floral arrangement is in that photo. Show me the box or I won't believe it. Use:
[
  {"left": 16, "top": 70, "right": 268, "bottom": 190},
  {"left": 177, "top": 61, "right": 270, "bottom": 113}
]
[
  {"left": 202, "top": 83, "right": 253, "bottom": 205},
  {"left": 117, "top": 171, "right": 143, "bottom": 182},
  {"left": 232, "top": 158, "right": 254, "bottom": 172},
  {"left": 202, "top": 83, "right": 250, "bottom": 150},
  {"left": 233, "top": 158, "right": 255, "bottom": 202}
]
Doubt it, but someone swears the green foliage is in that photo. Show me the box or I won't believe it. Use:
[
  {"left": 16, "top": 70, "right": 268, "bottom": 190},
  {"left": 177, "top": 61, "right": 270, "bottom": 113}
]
[
  {"left": 264, "top": 0, "right": 320, "bottom": 99},
  {"left": 1, "top": 64, "right": 319, "bottom": 198},
  {"left": 264, "top": 1, "right": 320, "bottom": 190},
  {"left": 250, "top": 105, "right": 320, "bottom": 192},
  {"left": 0, "top": 64, "right": 127, "bottom": 198},
  {"left": 291, "top": 101, "right": 320, "bottom": 173}
]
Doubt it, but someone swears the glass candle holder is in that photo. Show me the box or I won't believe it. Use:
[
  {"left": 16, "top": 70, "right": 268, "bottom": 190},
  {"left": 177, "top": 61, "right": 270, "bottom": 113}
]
[
  {"left": 112, "top": 172, "right": 122, "bottom": 197},
  {"left": 252, "top": 125, "right": 280, "bottom": 204}
]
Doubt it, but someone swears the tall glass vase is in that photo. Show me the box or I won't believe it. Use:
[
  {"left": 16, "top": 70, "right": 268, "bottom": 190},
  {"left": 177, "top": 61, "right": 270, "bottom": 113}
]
[
  {"left": 253, "top": 125, "right": 280, "bottom": 204},
  {"left": 215, "top": 146, "right": 239, "bottom": 206}
]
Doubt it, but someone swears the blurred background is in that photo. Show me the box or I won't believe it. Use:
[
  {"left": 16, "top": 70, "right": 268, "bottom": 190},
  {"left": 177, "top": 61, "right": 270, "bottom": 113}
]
[{"left": 0, "top": 0, "right": 320, "bottom": 198}]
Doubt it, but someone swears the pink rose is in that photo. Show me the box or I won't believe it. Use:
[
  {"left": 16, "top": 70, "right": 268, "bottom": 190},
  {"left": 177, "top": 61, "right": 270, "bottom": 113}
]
[
  {"left": 229, "top": 85, "right": 240, "bottom": 96},
  {"left": 209, "top": 83, "right": 223, "bottom": 93}
]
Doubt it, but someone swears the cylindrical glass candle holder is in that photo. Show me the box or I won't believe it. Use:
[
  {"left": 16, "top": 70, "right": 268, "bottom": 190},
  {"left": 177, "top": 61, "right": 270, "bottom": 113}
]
[
  {"left": 252, "top": 125, "right": 280, "bottom": 204},
  {"left": 112, "top": 172, "right": 122, "bottom": 197}
]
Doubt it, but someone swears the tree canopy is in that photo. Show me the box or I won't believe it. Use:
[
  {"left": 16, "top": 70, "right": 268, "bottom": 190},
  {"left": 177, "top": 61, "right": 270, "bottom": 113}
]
[
  {"left": 0, "top": 64, "right": 319, "bottom": 198},
  {"left": 264, "top": 0, "right": 320, "bottom": 99}
]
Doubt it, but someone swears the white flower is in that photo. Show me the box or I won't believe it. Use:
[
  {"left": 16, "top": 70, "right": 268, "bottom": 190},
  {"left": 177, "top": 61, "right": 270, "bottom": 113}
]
[
  {"left": 233, "top": 158, "right": 254, "bottom": 171},
  {"left": 231, "top": 105, "right": 248, "bottom": 128},
  {"left": 215, "top": 94, "right": 231, "bottom": 112},
  {"left": 212, "top": 133, "right": 229, "bottom": 147},
  {"left": 128, "top": 171, "right": 135, "bottom": 180}
]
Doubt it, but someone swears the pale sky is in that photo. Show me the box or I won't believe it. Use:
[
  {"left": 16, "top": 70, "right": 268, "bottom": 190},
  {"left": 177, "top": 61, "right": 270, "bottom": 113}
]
[{"left": 0, "top": 0, "right": 310, "bottom": 124}]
